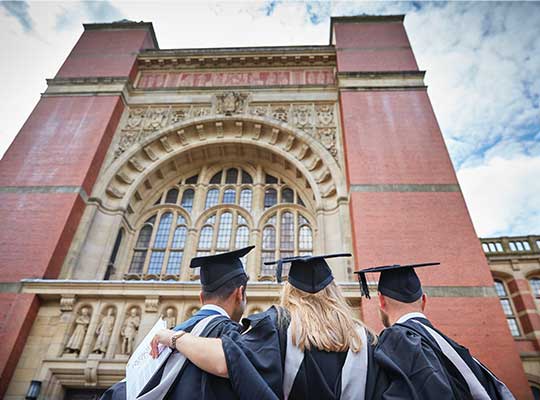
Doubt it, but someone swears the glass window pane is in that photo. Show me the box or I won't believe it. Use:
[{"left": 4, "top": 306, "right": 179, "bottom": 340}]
[
  {"left": 226, "top": 168, "right": 238, "bottom": 184},
  {"left": 261, "top": 251, "right": 276, "bottom": 276},
  {"left": 494, "top": 281, "right": 507, "bottom": 297},
  {"left": 185, "top": 174, "right": 198, "bottom": 184},
  {"left": 177, "top": 214, "right": 186, "bottom": 225},
  {"left": 265, "top": 174, "right": 278, "bottom": 184},
  {"left": 516, "top": 242, "right": 524, "bottom": 251},
  {"left": 279, "top": 250, "right": 294, "bottom": 275},
  {"left": 242, "top": 171, "right": 253, "bottom": 184},
  {"left": 181, "top": 189, "right": 194, "bottom": 212},
  {"left": 223, "top": 189, "right": 236, "bottom": 204},
  {"left": 166, "top": 251, "right": 183, "bottom": 275},
  {"left": 165, "top": 188, "right": 179, "bottom": 204},
  {"left": 299, "top": 226, "right": 313, "bottom": 250},
  {"left": 267, "top": 215, "right": 277, "bottom": 225},
  {"left": 488, "top": 243, "right": 496, "bottom": 252},
  {"left": 171, "top": 226, "right": 187, "bottom": 248},
  {"left": 235, "top": 226, "right": 249, "bottom": 249},
  {"left": 136, "top": 225, "right": 153, "bottom": 248},
  {"left": 216, "top": 212, "right": 233, "bottom": 249},
  {"left": 210, "top": 171, "right": 222, "bottom": 184},
  {"left": 153, "top": 213, "right": 173, "bottom": 248},
  {"left": 537, "top": 240, "right": 540, "bottom": 250},
  {"left": 148, "top": 251, "right": 165, "bottom": 274},
  {"left": 297, "top": 196, "right": 305, "bottom": 207},
  {"left": 280, "top": 212, "right": 294, "bottom": 250},
  {"left": 482, "top": 243, "right": 489, "bottom": 252},
  {"left": 509, "top": 242, "right": 516, "bottom": 251},
  {"left": 240, "top": 189, "right": 252, "bottom": 211},
  {"left": 282, "top": 188, "right": 294, "bottom": 203},
  {"left": 530, "top": 278, "right": 540, "bottom": 297},
  {"left": 198, "top": 226, "right": 214, "bottom": 249},
  {"left": 238, "top": 214, "right": 247, "bottom": 225},
  {"left": 205, "top": 189, "right": 219, "bottom": 209},
  {"left": 263, "top": 226, "right": 276, "bottom": 249},
  {"left": 495, "top": 242, "right": 503, "bottom": 252},
  {"left": 507, "top": 318, "right": 520, "bottom": 337},
  {"left": 523, "top": 241, "right": 531, "bottom": 251},
  {"left": 500, "top": 299, "right": 513, "bottom": 316},
  {"left": 264, "top": 189, "right": 277, "bottom": 209},
  {"left": 129, "top": 250, "right": 147, "bottom": 273}
]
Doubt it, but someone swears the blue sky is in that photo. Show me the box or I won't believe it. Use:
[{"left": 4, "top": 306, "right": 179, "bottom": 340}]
[{"left": 1, "top": 0, "right": 539, "bottom": 238}]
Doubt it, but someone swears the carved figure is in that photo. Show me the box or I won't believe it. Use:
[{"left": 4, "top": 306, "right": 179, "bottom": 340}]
[
  {"left": 64, "top": 307, "right": 91, "bottom": 354},
  {"left": 120, "top": 307, "right": 141, "bottom": 355},
  {"left": 163, "top": 307, "right": 177, "bottom": 329},
  {"left": 92, "top": 308, "right": 115, "bottom": 354}
]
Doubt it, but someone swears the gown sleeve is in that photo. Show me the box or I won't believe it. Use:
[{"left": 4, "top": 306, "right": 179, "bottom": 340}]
[
  {"left": 221, "top": 307, "right": 284, "bottom": 400},
  {"left": 374, "top": 325, "right": 461, "bottom": 400}
]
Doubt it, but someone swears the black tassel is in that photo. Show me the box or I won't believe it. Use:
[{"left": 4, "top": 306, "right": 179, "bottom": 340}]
[
  {"left": 276, "top": 260, "right": 283, "bottom": 283},
  {"left": 359, "top": 273, "right": 370, "bottom": 299}
]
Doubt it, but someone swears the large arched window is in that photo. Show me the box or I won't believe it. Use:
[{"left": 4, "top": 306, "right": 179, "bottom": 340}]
[
  {"left": 127, "top": 211, "right": 188, "bottom": 279},
  {"left": 530, "top": 276, "right": 540, "bottom": 307},
  {"left": 125, "top": 166, "right": 315, "bottom": 281}
]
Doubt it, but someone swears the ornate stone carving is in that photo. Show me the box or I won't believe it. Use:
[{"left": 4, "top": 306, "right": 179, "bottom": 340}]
[
  {"left": 316, "top": 104, "right": 334, "bottom": 126},
  {"left": 271, "top": 106, "right": 289, "bottom": 123},
  {"left": 215, "top": 92, "right": 249, "bottom": 115},
  {"left": 126, "top": 108, "right": 145, "bottom": 129},
  {"left": 112, "top": 102, "right": 339, "bottom": 163},
  {"left": 163, "top": 307, "right": 177, "bottom": 329},
  {"left": 120, "top": 307, "right": 140, "bottom": 355},
  {"left": 317, "top": 128, "right": 337, "bottom": 157},
  {"left": 92, "top": 307, "right": 115, "bottom": 354},
  {"left": 144, "top": 108, "right": 169, "bottom": 131},
  {"left": 64, "top": 307, "right": 91, "bottom": 354},
  {"left": 60, "top": 295, "right": 76, "bottom": 312},
  {"left": 145, "top": 296, "right": 159, "bottom": 313}
]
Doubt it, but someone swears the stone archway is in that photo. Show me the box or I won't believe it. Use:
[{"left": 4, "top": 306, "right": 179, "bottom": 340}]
[{"left": 94, "top": 115, "right": 346, "bottom": 213}]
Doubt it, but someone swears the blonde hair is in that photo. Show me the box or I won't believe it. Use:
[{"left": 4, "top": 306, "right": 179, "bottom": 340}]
[{"left": 280, "top": 280, "right": 375, "bottom": 353}]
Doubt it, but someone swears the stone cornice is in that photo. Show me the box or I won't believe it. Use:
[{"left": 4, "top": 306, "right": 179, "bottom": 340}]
[{"left": 137, "top": 47, "right": 336, "bottom": 70}]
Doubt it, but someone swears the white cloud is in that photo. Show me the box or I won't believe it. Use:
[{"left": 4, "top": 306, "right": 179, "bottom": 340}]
[{"left": 458, "top": 155, "right": 540, "bottom": 237}]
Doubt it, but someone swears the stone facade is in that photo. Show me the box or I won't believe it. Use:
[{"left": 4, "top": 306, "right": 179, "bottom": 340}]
[
  {"left": 0, "top": 16, "right": 533, "bottom": 399},
  {"left": 482, "top": 235, "right": 540, "bottom": 395}
]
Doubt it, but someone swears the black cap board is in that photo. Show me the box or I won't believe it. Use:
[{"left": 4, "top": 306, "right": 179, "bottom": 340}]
[
  {"left": 189, "top": 246, "right": 254, "bottom": 292},
  {"left": 264, "top": 253, "right": 351, "bottom": 293},
  {"left": 354, "top": 262, "right": 440, "bottom": 302}
]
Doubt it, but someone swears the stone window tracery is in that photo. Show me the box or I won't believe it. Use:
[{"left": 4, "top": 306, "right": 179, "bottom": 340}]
[{"left": 124, "top": 165, "right": 315, "bottom": 281}]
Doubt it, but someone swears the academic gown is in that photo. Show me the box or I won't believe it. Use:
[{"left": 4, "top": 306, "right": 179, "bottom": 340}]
[
  {"left": 222, "top": 306, "right": 385, "bottom": 400},
  {"left": 400, "top": 317, "right": 514, "bottom": 400},
  {"left": 374, "top": 316, "right": 514, "bottom": 400},
  {"left": 100, "top": 311, "right": 242, "bottom": 400}
]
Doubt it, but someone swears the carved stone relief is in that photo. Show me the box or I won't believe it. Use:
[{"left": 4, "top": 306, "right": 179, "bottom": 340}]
[
  {"left": 64, "top": 307, "right": 91, "bottom": 354},
  {"left": 113, "top": 94, "right": 339, "bottom": 163},
  {"left": 120, "top": 307, "right": 140, "bottom": 355},
  {"left": 92, "top": 307, "right": 115, "bottom": 354}
]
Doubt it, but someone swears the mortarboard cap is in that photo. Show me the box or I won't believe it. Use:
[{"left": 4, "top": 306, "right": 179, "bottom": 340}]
[
  {"left": 354, "top": 262, "right": 440, "bottom": 302},
  {"left": 189, "top": 246, "right": 254, "bottom": 292},
  {"left": 264, "top": 253, "right": 351, "bottom": 293}
]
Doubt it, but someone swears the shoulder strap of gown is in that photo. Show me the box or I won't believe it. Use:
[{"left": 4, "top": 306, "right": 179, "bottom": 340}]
[
  {"left": 136, "top": 314, "right": 220, "bottom": 400},
  {"left": 340, "top": 326, "right": 368, "bottom": 400}
]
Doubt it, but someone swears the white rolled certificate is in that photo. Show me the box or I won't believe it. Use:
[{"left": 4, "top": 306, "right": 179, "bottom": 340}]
[{"left": 126, "top": 318, "right": 172, "bottom": 400}]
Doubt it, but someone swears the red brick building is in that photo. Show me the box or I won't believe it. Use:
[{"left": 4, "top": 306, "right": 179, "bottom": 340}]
[{"left": 0, "top": 15, "right": 533, "bottom": 399}]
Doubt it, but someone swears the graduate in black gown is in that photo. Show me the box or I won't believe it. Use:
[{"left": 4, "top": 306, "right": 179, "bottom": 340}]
[
  {"left": 101, "top": 246, "right": 263, "bottom": 400},
  {"left": 152, "top": 253, "right": 386, "bottom": 400},
  {"left": 356, "top": 263, "right": 516, "bottom": 400}
]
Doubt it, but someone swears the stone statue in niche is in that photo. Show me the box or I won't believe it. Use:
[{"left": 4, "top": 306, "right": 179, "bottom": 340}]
[
  {"left": 92, "top": 308, "right": 115, "bottom": 354},
  {"left": 64, "top": 307, "right": 91, "bottom": 354},
  {"left": 163, "top": 307, "right": 177, "bottom": 329},
  {"left": 120, "top": 307, "right": 141, "bottom": 355}
]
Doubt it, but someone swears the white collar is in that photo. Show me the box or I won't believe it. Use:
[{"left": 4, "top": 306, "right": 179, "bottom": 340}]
[
  {"left": 395, "top": 312, "right": 427, "bottom": 325},
  {"left": 200, "top": 304, "right": 230, "bottom": 318}
]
